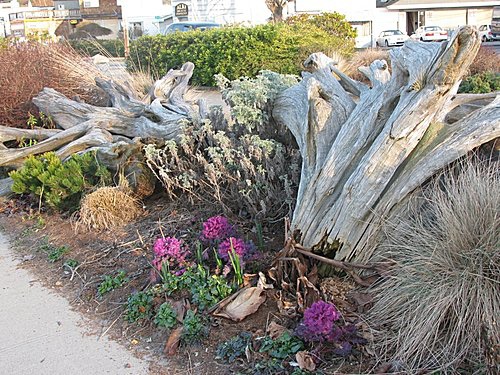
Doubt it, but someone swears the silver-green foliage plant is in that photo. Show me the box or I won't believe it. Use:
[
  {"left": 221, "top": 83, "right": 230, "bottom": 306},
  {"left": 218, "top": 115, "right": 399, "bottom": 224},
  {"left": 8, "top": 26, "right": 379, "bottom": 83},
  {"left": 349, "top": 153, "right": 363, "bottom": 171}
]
[
  {"left": 215, "top": 70, "right": 299, "bottom": 139},
  {"left": 145, "top": 119, "right": 300, "bottom": 222},
  {"left": 369, "top": 159, "right": 500, "bottom": 374}
]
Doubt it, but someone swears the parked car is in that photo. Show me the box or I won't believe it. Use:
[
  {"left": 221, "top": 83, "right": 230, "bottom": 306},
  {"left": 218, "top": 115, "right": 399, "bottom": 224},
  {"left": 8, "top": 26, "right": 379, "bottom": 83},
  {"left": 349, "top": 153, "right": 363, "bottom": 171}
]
[
  {"left": 376, "top": 30, "right": 409, "bottom": 47},
  {"left": 478, "top": 24, "right": 500, "bottom": 42},
  {"left": 412, "top": 26, "right": 448, "bottom": 42},
  {"left": 164, "top": 22, "right": 220, "bottom": 34}
]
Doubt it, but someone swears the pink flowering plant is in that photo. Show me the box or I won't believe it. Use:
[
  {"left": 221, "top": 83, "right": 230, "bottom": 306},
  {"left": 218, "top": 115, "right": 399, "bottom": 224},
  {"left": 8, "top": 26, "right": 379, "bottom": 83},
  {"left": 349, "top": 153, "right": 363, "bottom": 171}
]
[{"left": 296, "top": 300, "right": 366, "bottom": 357}]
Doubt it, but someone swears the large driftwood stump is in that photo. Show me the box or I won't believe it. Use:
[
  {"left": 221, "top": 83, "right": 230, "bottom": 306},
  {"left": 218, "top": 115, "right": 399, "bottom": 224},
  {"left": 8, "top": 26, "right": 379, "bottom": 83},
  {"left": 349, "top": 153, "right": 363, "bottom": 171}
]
[
  {"left": 274, "top": 26, "right": 500, "bottom": 263},
  {"left": 0, "top": 62, "right": 202, "bottom": 195}
]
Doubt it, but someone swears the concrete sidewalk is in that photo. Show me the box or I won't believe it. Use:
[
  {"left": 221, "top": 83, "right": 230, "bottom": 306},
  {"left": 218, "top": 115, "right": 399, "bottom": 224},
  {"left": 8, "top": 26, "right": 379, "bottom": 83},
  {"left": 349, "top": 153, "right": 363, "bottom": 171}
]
[{"left": 0, "top": 233, "right": 148, "bottom": 375}]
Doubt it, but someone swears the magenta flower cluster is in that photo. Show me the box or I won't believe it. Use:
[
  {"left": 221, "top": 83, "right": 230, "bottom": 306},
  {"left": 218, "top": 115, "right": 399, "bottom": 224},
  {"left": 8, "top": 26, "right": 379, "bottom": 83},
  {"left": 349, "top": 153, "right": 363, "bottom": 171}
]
[
  {"left": 217, "top": 237, "right": 247, "bottom": 261},
  {"left": 152, "top": 237, "right": 190, "bottom": 275},
  {"left": 200, "top": 216, "right": 234, "bottom": 242},
  {"left": 297, "top": 301, "right": 341, "bottom": 342}
]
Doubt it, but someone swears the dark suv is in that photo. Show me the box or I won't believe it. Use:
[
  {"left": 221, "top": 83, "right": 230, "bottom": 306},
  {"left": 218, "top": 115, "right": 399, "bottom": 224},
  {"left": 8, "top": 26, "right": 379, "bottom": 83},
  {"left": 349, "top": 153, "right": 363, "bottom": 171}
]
[{"left": 164, "top": 22, "right": 220, "bottom": 34}]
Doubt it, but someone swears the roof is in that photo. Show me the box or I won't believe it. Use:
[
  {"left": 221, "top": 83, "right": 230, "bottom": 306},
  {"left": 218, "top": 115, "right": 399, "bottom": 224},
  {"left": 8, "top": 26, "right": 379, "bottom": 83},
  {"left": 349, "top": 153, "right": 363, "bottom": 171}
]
[
  {"left": 386, "top": 0, "right": 500, "bottom": 10},
  {"left": 19, "top": 0, "right": 54, "bottom": 6}
]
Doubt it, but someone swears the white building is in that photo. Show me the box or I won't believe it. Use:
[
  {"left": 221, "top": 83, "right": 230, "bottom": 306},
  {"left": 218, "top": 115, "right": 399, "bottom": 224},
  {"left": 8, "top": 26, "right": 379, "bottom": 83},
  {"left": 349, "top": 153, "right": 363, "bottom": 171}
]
[
  {"left": 170, "top": 0, "right": 270, "bottom": 25},
  {"left": 292, "top": 0, "right": 403, "bottom": 48},
  {"left": 117, "top": 0, "right": 172, "bottom": 37}
]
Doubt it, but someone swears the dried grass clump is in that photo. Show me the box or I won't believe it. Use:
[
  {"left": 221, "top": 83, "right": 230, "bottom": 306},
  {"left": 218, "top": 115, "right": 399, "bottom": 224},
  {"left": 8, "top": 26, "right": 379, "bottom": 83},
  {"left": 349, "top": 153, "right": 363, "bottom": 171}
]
[
  {"left": 369, "top": 159, "right": 499, "bottom": 374},
  {"left": 468, "top": 46, "right": 500, "bottom": 75},
  {"left": 0, "top": 41, "right": 106, "bottom": 127},
  {"left": 344, "top": 48, "right": 390, "bottom": 83},
  {"left": 77, "top": 186, "right": 142, "bottom": 231}
]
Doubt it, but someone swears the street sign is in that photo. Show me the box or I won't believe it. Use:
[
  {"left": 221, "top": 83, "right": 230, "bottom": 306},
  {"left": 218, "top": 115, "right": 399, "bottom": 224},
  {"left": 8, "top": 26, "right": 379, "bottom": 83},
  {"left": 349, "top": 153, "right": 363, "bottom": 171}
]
[{"left": 175, "top": 3, "right": 188, "bottom": 17}]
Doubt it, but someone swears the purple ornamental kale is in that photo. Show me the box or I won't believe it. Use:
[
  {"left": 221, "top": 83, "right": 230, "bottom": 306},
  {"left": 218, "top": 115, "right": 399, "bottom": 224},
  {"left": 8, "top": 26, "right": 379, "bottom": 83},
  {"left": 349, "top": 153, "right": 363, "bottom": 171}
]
[
  {"left": 217, "top": 237, "right": 247, "bottom": 261},
  {"left": 200, "top": 216, "right": 235, "bottom": 242},
  {"left": 296, "top": 300, "right": 341, "bottom": 342},
  {"left": 152, "top": 236, "right": 190, "bottom": 272}
]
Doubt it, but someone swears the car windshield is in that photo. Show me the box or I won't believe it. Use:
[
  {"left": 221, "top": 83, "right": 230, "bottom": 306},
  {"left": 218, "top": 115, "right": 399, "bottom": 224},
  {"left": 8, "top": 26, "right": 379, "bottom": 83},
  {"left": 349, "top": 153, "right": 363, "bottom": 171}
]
[
  {"left": 425, "top": 26, "right": 442, "bottom": 31},
  {"left": 385, "top": 30, "right": 403, "bottom": 36}
]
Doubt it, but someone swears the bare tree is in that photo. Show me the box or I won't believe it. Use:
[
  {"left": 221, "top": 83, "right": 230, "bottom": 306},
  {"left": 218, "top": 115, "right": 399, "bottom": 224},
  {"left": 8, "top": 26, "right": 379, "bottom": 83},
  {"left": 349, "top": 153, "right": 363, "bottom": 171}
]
[{"left": 265, "top": 0, "right": 290, "bottom": 22}]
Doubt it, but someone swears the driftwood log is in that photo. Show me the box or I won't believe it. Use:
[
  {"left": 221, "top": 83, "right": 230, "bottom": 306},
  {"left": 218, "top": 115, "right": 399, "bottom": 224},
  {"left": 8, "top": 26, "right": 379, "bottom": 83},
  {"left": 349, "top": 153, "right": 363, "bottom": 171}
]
[
  {"left": 274, "top": 26, "right": 500, "bottom": 263},
  {"left": 0, "top": 62, "right": 202, "bottom": 196}
]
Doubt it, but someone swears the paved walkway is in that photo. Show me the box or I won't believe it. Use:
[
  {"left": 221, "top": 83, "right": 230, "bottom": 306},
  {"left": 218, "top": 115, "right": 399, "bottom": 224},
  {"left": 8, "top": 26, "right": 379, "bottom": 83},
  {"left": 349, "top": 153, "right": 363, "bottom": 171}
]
[{"left": 0, "top": 233, "right": 149, "bottom": 375}]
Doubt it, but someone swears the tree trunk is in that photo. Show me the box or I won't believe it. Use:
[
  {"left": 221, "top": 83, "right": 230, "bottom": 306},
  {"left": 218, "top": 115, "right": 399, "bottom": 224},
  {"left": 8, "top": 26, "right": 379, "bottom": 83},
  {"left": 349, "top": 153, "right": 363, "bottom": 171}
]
[
  {"left": 273, "top": 26, "right": 500, "bottom": 263},
  {"left": 0, "top": 62, "right": 202, "bottom": 197}
]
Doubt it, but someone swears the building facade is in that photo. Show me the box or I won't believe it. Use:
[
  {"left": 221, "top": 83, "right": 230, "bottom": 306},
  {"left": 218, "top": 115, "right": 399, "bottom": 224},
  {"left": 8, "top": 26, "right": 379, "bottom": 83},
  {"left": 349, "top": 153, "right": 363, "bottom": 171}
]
[{"left": 170, "top": 0, "right": 269, "bottom": 25}]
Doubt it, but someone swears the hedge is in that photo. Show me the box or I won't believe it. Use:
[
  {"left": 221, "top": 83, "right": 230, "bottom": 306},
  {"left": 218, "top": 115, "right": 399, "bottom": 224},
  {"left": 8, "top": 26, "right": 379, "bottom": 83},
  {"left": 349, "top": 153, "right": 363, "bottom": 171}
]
[
  {"left": 69, "top": 39, "right": 125, "bottom": 58},
  {"left": 127, "top": 19, "right": 355, "bottom": 86}
]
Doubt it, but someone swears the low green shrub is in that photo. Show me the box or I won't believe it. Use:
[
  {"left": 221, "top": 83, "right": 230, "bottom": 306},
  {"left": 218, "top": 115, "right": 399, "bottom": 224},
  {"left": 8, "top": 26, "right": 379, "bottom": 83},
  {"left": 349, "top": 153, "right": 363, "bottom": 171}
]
[
  {"left": 458, "top": 71, "right": 500, "bottom": 93},
  {"left": 128, "top": 16, "right": 355, "bottom": 86},
  {"left": 9, "top": 151, "right": 111, "bottom": 211},
  {"left": 69, "top": 39, "right": 125, "bottom": 57}
]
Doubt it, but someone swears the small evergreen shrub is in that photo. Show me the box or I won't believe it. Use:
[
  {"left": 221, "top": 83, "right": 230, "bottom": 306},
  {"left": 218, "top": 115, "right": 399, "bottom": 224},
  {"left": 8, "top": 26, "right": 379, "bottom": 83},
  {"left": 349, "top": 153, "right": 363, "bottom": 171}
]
[
  {"left": 9, "top": 151, "right": 111, "bottom": 211},
  {"left": 458, "top": 71, "right": 500, "bottom": 93}
]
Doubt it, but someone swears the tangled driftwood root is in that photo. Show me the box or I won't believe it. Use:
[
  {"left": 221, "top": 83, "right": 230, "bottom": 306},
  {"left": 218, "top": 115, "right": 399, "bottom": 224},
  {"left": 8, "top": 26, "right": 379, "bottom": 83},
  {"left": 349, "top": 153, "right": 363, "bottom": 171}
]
[{"left": 76, "top": 186, "right": 142, "bottom": 231}]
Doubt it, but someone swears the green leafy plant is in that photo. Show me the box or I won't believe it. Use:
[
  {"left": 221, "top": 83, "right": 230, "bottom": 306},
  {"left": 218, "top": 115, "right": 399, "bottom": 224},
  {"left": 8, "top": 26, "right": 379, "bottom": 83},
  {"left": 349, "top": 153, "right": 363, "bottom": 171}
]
[
  {"left": 228, "top": 245, "right": 244, "bottom": 286},
  {"left": 63, "top": 258, "right": 79, "bottom": 269},
  {"left": 181, "top": 310, "right": 208, "bottom": 344},
  {"left": 97, "top": 270, "right": 128, "bottom": 296},
  {"left": 458, "top": 71, "right": 500, "bottom": 93},
  {"left": 154, "top": 302, "right": 177, "bottom": 329},
  {"left": 259, "top": 332, "right": 304, "bottom": 360},
  {"left": 10, "top": 151, "right": 111, "bottom": 211},
  {"left": 216, "top": 331, "right": 252, "bottom": 363},
  {"left": 125, "top": 292, "right": 153, "bottom": 322},
  {"left": 47, "top": 245, "right": 70, "bottom": 263},
  {"left": 39, "top": 240, "right": 70, "bottom": 263}
]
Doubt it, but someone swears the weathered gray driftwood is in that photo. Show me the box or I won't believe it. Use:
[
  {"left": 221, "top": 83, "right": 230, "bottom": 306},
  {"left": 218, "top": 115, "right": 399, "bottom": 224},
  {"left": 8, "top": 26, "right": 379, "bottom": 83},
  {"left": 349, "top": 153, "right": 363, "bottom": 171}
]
[
  {"left": 0, "top": 62, "right": 201, "bottom": 195},
  {"left": 274, "top": 26, "right": 500, "bottom": 263}
]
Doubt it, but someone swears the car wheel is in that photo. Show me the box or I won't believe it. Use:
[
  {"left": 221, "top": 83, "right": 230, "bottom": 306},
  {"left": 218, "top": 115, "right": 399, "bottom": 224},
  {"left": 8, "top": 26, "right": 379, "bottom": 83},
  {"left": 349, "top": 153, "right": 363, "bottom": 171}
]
[
  {"left": 420, "top": 37, "right": 424, "bottom": 42},
  {"left": 385, "top": 40, "right": 389, "bottom": 47},
  {"left": 482, "top": 35, "right": 487, "bottom": 43}
]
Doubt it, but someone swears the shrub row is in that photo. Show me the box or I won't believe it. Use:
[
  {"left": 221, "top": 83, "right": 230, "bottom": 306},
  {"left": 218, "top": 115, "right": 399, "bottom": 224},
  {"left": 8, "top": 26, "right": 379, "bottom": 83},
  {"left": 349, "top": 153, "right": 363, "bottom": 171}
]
[
  {"left": 69, "top": 39, "right": 125, "bottom": 57},
  {"left": 127, "top": 17, "right": 355, "bottom": 86}
]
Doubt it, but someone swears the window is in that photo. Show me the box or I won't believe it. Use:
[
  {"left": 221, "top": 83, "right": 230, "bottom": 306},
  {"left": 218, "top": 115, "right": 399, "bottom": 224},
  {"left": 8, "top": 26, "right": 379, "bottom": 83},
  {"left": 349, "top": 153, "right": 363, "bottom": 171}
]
[{"left": 83, "top": 0, "right": 99, "bottom": 8}]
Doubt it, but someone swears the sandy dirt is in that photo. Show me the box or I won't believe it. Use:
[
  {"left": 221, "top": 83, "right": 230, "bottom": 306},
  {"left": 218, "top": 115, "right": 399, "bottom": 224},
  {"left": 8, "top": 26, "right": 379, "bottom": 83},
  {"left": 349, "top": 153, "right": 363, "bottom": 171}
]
[{"left": 0, "top": 232, "right": 149, "bottom": 375}]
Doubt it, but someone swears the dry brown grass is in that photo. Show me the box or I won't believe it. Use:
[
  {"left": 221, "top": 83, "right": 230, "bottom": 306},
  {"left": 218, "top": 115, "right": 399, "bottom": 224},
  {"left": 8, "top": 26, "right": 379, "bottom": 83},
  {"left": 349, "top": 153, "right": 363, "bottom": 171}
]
[
  {"left": 343, "top": 48, "right": 390, "bottom": 83},
  {"left": 0, "top": 41, "right": 107, "bottom": 127},
  {"left": 369, "top": 158, "right": 499, "bottom": 374},
  {"left": 469, "top": 46, "right": 500, "bottom": 75},
  {"left": 76, "top": 185, "right": 142, "bottom": 231}
]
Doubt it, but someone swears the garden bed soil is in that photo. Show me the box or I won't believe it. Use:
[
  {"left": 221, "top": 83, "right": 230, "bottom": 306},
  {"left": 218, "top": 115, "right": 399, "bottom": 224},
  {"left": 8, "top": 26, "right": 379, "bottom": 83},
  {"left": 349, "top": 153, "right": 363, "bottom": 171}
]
[{"left": 0, "top": 193, "right": 373, "bottom": 375}]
